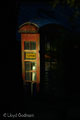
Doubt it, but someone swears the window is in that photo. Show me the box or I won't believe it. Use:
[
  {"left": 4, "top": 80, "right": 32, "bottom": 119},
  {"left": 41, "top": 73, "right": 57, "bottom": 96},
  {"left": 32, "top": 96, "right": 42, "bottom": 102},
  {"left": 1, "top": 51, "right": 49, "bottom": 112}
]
[
  {"left": 25, "top": 62, "right": 36, "bottom": 71},
  {"left": 25, "top": 61, "right": 37, "bottom": 81},
  {"left": 24, "top": 41, "right": 36, "bottom": 50}
]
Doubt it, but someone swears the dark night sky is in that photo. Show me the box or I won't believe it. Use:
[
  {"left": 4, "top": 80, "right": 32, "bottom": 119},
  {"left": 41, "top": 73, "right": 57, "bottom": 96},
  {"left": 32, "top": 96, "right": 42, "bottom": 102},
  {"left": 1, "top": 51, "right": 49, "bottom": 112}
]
[{"left": 16, "top": 1, "right": 80, "bottom": 40}]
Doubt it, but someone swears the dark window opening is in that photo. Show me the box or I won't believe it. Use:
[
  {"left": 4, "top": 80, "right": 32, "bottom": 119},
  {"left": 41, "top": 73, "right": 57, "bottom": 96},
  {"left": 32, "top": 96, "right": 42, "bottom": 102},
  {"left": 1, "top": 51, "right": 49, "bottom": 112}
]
[{"left": 24, "top": 41, "right": 36, "bottom": 50}]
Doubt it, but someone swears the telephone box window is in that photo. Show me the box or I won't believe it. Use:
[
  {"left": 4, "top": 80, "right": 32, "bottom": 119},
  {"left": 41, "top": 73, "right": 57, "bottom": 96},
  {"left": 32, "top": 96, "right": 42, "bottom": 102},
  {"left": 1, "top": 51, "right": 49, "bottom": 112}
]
[
  {"left": 24, "top": 41, "right": 30, "bottom": 50},
  {"left": 30, "top": 42, "right": 36, "bottom": 50},
  {"left": 25, "top": 72, "right": 36, "bottom": 81},
  {"left": 31, "top": 62, "right": 36, "bottom": 70},
  {"left": 25, "top": 61, "right": 36, "bottom": 71},
  {"left": 25, "top": 62, "right": 31, "bottom": 71},
  {"left": 45, "top": 62, "right": 50, "bottom": 71},
  {"left": 24, "top": 41, "right": 36, "bottom": 50},
  {"left": 25, "top": 72, "right": 30, "bottom": 80},
  {"left": 25, "top": 61, "right": 37, "bottom": 81}
]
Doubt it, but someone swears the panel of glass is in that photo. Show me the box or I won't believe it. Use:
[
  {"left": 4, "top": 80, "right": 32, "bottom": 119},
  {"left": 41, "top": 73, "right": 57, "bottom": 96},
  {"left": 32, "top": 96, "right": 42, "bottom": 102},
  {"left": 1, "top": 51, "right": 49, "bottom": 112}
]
[
  {"left": 24, "top": 41, "right": 30, "bottom": 50},
  {"left": 25, "top": 62, "right": 31, "bottom": 71},
  {"left": 45, "top": 62, "right": 50, "bottom": 71},
  {"left": 25, "top": 61, "right": 36, "bottom": 71},
  {"left": 45, "top": 71, "right": 49, "bottom": 80},
  {"left": 25, "top": 72, "right": 30, "bottom": 80},
  {"left": 51, "top": 62, "right": 57, "bottom": 70},
  {"left": 31, "top": 62, "right": 36, "bottom": 70},
  {"left": 45, "top": 41, "right": 50, "bottom": 51},
  {"left": 30, "top": 42, "right": 36, "bottom": 50},
  {"left": 24, "top": 41, "right": 36, "bottom": 50},
  {"left": 31, "top": 72, "right": 36, "bottom": 81}
]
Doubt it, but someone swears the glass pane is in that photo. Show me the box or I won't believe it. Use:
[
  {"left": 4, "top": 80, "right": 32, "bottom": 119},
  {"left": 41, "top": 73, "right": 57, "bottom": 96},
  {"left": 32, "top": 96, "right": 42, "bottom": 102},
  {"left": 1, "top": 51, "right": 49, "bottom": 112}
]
[
  {"left": 30, "top": 42, "right": 36, "bottom": 50},
  {"left": 31, "top": 72, "right": 36, "bottom": 81},
  {"left": 31, "top": 62, "right": 36, "bottom": 70},
  {"left": 45, "top": 71, "right": 49, "bottom": 81},
  {"left": 25, "top": 62, "right": 36, "bottom": 71},
  {"left": 24, "top": 41, "right": 30, "bottom": 50},
  {"left": 25, "top": 72, "right": 30, "bottom": 80},
  {"left": 45, "top": 42, "right": 50, "bottom": 51},
  {"left": 25, "top": 62, "right": 31, "bottom": 71},
  {"left": 45, "top": 62, "right": 50, "bottom": 71},
  {"left": 51, "top": 62, "right": 56, "bottom": 70},
  {"left": 24, "top": 52, "right": 36, "bottom": 60}
]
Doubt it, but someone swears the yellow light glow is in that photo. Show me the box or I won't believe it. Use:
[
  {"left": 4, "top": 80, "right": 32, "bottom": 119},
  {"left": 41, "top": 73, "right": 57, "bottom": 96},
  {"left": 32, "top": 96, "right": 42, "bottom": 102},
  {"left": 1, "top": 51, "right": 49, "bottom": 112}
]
[{"left": 26, "top": 53, "right": 36, "bottom": 58}]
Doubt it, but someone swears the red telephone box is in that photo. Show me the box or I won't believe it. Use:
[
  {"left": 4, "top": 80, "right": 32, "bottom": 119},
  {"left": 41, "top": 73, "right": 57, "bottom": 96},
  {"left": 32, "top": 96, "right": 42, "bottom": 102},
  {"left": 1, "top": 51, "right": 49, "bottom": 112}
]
[{"left": 19, "top": 22, "right": 40, "bottom": 95}]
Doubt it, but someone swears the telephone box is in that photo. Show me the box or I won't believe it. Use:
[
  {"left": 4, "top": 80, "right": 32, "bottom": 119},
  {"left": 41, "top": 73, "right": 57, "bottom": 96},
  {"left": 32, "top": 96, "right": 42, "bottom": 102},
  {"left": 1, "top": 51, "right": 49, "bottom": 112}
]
[{"left": 19, "top": 22, "right": 40, "bottom": 95}]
